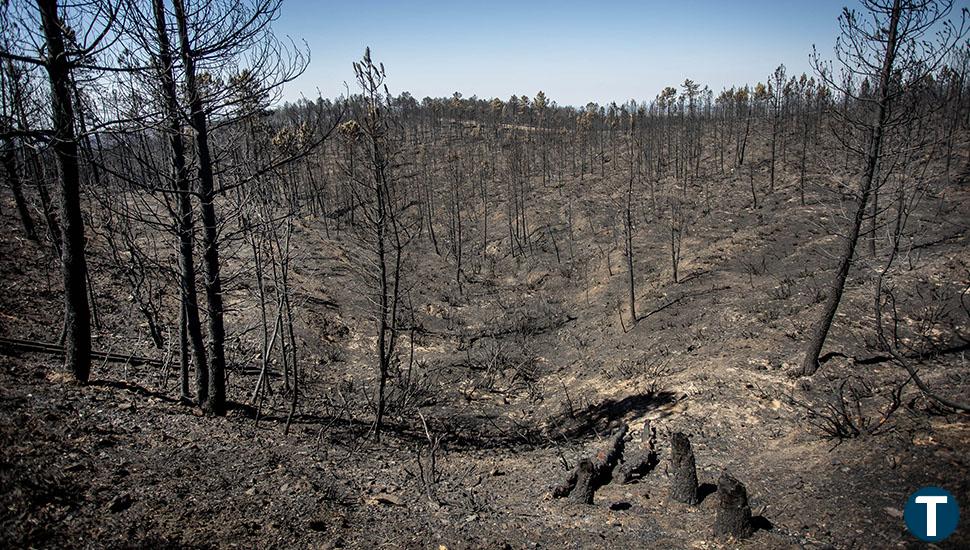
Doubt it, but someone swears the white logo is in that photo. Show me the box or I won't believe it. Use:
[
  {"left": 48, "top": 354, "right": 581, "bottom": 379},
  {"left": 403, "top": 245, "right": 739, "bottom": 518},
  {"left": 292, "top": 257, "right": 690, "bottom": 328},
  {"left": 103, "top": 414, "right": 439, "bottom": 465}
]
[{"left": 914, "top": 495, "right": 949, "bottom": 537}]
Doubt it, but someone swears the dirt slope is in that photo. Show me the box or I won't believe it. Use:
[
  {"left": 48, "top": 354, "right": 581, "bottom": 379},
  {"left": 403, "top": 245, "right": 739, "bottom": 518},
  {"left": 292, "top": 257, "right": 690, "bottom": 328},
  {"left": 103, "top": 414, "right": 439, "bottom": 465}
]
[{"left": 1, "top": 145, "right": 968, "bottom": 548}]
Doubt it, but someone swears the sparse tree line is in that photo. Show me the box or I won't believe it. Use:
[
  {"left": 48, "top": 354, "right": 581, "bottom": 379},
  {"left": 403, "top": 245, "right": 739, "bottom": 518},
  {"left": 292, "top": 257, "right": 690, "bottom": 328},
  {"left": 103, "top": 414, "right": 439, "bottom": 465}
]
[{"left": 1, "top": 0, "right": 968, "bottom": 434}]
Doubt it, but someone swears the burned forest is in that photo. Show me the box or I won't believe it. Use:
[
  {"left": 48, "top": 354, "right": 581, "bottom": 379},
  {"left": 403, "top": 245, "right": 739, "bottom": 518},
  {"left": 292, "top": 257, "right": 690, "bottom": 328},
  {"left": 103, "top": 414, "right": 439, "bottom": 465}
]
[{"left": 1, "top": 0, "right": 969, "bottom": 547}]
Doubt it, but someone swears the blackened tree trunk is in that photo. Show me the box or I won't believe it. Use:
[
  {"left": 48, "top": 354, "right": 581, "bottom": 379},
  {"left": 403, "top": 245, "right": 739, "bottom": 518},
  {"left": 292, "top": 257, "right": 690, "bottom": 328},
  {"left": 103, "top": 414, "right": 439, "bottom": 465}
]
[
  {"left": 669, "top": 431, "right": 699, "bottom": 504},
  {"left": 713, "top": 472, "right": 754, "bottom": 539},
  {"left": 179, "top": 302, "right": 190, "bottom": 401},
  {"left": 619, "top": 420, "right": 658, "bottom": 483},
  {"left": 5, "top": 59, "right": 61, "bottom": 252},
  {"left": 624, "top": 115, "right": 637, "bottom": 325},
  {"left": 38, "top": 0, "right": 91, "bottom": 382},
  {"left": 151, "top": 0, "right": 209, "bottom": 406},
  {"left": 553, "top": 423, "right": 629, "bottom": 499},
  {"left": 30, "top": 151, "right": 61, "bottom": 253},
  {"left": 799, "top": 118, "right": 809, "bottom": 205},
  {"left": 799, "top": 0, "right": 902, "bottom": 377},
  {"left": 624, "top": 182, "right": 637, "bottom": 324},
  {"left": 173, "top": 0, "right": 227, "bottom": 415},
  {"left": 569, "top": 459, "right": 595, "bottom": 504},
  {"left": 1, "top": 137, "right": 37, "bottom": 240},
  {"left": 769, "top": 111, "right": 778, "bottom": 192},
  {"left": 375, "top": 196, "right": 389, "bottom": 439}
]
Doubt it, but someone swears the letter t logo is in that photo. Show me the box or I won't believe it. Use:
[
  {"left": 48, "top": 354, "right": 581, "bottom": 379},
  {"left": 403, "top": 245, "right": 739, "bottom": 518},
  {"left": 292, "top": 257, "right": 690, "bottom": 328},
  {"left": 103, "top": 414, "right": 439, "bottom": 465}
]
[{"left": 915, "top": 495, "right": 949, "bottom": 537}]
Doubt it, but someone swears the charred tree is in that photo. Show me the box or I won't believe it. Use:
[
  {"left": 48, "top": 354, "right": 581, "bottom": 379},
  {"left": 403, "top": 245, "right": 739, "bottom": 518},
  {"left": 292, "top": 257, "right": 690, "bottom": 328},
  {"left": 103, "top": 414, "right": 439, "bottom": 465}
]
[
  {"left": 619, "top": 421, "right": 659, "bottom": 483},
  {"left": 553, "top": 423, "right": 628, "bottom": 500},
  {"left": 172, "top": 0, "right": 227, "bottom": 414},
  {"left": 668, "top": 431, "right": 699, "bottom": 505},
  {"left": 37, "top": 0, "right": 92, "bottom": 382},
  {"left": 150, "top": 0, "right": 209, "bottom": 406},
  {"left": 0, "top": 136, "right": 37, "bottom": 241},
  {"left": 624, "top": 110, "right": 638, "bottom": 325},
  {"left": 3, "top": 60, "right": 61, "bottom": 252},
  {"left": 713, "top": 472, "right": 754, "bottom": 540},
  {"left": 798, "top": 0, "right": 961, "bottom": 376},
  {"left": 799, "top": 0, "right": 903, "bottom": 376}
]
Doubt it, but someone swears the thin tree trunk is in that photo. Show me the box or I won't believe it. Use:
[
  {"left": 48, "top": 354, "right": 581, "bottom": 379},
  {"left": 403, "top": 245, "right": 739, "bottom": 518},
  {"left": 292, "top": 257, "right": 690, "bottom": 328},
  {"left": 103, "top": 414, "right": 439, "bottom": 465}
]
[
  {"left": 625, "top": 179, "right": 636, "bottom": 324},
  {"left": 7, "top": 62, "right": 61, "bottom": 252},
  {"left": 799, "top": 121, "right": 809, "bottom": 205},
  {"left": 799, "top": 0, "right": 901, "bottom": 377},
  {"left": 38, "top": 0, "right": 91, "bottom": 382},
  {"left": 173, "top": 0, "right": 227, "bottom": 414},
  {"left": 1, "top": 138, "right": 37, "bottom": 240},
  {"left": 769, "top": 114, "right": 778, "bottom": 192},
  {"left": 152, "top": 0, "right": 210, "bottom": 407},
  {"left": 179, "top": 301, "right": 190, "bottom": 400},
  {"left": 28, "top": 149, "right": 61, "bottom": 252}
]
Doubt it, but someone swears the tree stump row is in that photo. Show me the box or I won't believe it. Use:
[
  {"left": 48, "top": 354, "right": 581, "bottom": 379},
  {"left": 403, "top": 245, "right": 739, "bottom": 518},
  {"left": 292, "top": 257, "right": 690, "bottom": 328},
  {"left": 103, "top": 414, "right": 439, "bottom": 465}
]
[{"left": 554, "top": 426, "right": 759, "bottom": 541}]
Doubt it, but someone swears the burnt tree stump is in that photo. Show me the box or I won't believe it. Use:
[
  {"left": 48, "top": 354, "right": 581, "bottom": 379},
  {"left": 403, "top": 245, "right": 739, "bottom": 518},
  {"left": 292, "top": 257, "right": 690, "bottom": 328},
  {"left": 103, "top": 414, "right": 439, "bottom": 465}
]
[
  {"left": 714, "top": 472, "right": 754, "bottom": 539},
  {"left": 668, "top": 432, "right": 699, "bottom": 505},
  {"left": 553, "top": 423, "right": 628, "bottom": 502},
  {"left": 569, "top": 459, "right": 595, "bottom": 504},
  {"left": 552, "top": 470, "right": 578, "bottom": 499},
  {"left": 619, "top": 420, "right": 658, "bottom": 483}
]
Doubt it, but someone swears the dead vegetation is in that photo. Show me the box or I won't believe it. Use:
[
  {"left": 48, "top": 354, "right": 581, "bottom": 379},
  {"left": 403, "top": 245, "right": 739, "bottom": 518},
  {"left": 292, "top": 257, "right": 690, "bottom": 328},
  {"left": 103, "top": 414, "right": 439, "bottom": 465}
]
[{"left": 1, "top": 0, "right": 969, "bottom": 548}]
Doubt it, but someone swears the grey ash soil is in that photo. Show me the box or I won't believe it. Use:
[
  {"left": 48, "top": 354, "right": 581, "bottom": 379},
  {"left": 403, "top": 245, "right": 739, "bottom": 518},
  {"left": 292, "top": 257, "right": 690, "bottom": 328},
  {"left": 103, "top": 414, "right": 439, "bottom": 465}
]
[{"left": 1, "top": 159, "right": 969, "bottom": 548}]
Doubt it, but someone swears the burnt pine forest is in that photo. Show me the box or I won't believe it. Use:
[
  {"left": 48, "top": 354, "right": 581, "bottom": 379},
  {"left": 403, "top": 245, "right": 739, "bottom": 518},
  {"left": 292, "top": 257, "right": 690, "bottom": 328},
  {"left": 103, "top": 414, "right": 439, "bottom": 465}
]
[{"left": 1, "top": 0, "right": 970, "bottom": 547}]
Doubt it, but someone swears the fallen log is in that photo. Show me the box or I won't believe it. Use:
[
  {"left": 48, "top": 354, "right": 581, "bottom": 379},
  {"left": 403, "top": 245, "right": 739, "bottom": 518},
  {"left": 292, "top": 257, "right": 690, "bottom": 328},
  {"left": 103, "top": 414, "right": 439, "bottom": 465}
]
[
  {"left": 0, "top": 336, "right": 164, "bottom": 368},
  {"left": 553, "top": 423, "right": 628, "bottom": 503}
]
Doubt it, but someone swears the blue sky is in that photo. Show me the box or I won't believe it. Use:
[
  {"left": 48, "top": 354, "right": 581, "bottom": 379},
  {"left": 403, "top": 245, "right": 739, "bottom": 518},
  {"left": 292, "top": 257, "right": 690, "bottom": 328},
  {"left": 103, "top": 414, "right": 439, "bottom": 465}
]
[{"left": 272, "top": 0, "right": 967, "bottom": 107}]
